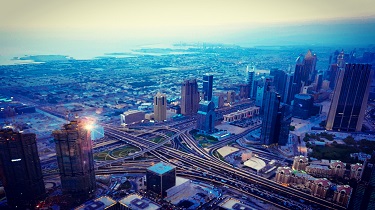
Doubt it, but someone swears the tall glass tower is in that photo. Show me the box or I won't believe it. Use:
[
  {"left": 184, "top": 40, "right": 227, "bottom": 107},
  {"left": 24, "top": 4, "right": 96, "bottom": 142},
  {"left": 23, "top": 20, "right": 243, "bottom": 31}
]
[
  {"left": 260, "top": 88, "right": 281, "bottom": 145},
  {"left": 53, "top": 120, "right": 96, "bottom": 201},
  {"left": 247, "top": 66, "right": 255, "bottom": 98},
  {"left": 203, "top": 74, "right": 213, "bottom": 101},
  {"left": 181, "top": 79, "right": 200, "bottom": 115},
  {"left": 326, "top": 64, "right": 372, "bottom": 131},
  {"left": 0, "top": 129, "right": 45, "bottom": 209}
]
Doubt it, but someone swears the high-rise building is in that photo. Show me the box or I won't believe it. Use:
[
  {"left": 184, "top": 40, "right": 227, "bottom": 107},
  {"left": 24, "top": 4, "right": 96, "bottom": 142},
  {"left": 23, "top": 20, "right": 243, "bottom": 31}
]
[
  {"left": 255, "top": 77, "right": 273, "bottom": 109},
  {"left": 270, "top": 69, "right": 287, "bottom": 100},
  {"left": 239, "top": 84, "right": 250, "bottom": 99},
  {"left": 328, "top": 50, "right": 345, "bottom": 90},
  {"left": 0, "top": 129, "right": 45, "bottom": 209},
  {"left": 293, "top": 94, "right": 316, "bottom": 119},
  {"left": 291, "top": 50, "right": 317, "bottom": 100},
  {"left": 180, "top": 79, "right": 200, "bottom": 115},
  {"left": 196, "top": 101, "right": 216, "bottom": 134},
  {"left": 153, "top": 92, "right": 167, "bottom": 121},
  {"left": 326, "top": 64, "right": 373, "bottom": 132},
  {"left": 255, "top": 85, "right": 265, "bottom": 107},
  {"left": 284, "top": 73, "right": 294, "bottom": 104},
  {"left": 227, "top": 91, "right": 236, "bottom": 104},
  {"left": 146, "top": 162, "right": 176, "bottom": 197},
  {"left": 260, "top": 88, "right": 281, "bottom": 146},
  {"left": 247, "top": 66, "right": 255, "bottom": 98},
  {"left": 349, "top": 154, "right": 375, "bottom": 210},
  {"left": 203, "top": 74, "right": 213, "bottom": 101},
  {"left": 315, "top": 73, "right": 323, "bottom": 91},
  {"left": 212, "top": 93, "right": 225, "bottom": 108},
  {"left": 53, "top": 120, "right": 96, "bottom": 200},
  {"left": 303, "top": 50, "right": 318, "bottom": 85},
  {"left": 278, "top": 104, "right": 292, "bottom": 146}
]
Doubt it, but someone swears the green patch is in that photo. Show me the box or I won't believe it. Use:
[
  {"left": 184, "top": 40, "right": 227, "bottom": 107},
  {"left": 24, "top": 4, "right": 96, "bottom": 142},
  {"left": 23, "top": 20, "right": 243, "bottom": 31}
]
[
  {"left": 151, "top": 136, "right": 164, "bottom": 143},
  {"left": 93, "top": 152, "right": 116, "bottom": 161},
  {"left": 309, "top": 144, "right": 359, "bottom": 164}
]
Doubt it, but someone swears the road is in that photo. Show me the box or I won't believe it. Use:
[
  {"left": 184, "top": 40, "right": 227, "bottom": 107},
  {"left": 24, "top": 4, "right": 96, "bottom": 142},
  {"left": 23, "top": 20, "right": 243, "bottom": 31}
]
[{"left": 103, "top": 126, "right": 346, "bottom": 210}]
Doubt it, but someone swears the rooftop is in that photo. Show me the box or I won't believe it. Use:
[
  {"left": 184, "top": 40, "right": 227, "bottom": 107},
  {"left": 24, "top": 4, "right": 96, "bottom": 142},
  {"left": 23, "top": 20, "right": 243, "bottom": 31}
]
[
  {"left": 75, "top": 196, "right": 117, "bottom": 210},
  {"left": 147, "top": 162, "right": 175, "bottom": 175},
  {"left": 220, "top": 198, "right": 255, "bottom": 210},
  {"left": 118, "top": 194, "right": 160, "bottom": 210}
]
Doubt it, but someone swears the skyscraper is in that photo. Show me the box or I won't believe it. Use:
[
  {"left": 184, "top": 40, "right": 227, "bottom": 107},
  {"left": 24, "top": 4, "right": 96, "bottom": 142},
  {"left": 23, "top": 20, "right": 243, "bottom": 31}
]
[
  {"left": 239, "top": 84, "right": 250, "bottom": 99},
  {"left": 197, "top": 101, "right": 216, "bottom": 134},
  {"left": 303, "top": 50, "right": 318, "bottom": 84},
  {"left": 326, "top": 64, "right": 373, "bottom": 132},
  {"left": 291, "top": 50, "right": 317, "bottom": 100},
  {"left": 203, "top": 74, "right": 213, "bottom": 101},
  {"left": 247, "top": 66, "right": 255, "bottom": 98},
  {"left": 260, "top": 88, "right": 281, "bottom": 146},
  {"left": 278, "top": 104, "right": 293, "bottom": 146},
  {"left": 154, "top": 92, "right": 167, "bottom": 121},
  {"left": 227, "top": 91, "right": 236, "bottom": 104},
  {"left": 180, "top": 79, "right": 200, "bottom": 115},
  {"left": 349, "top": 153, "right": 375, "bottom": 210},
  {"left": 284, "top": 73, "right": 294, "bottom": 104},
  {"left": 0, "top": 129, "right": 45, "bottom": 209},
  {"left": 53, "top": 120, "right": 96, "bottom": 200},
  {"left": 328, "top": 50, "right": 345, "bottom": 90},
  {"left": 270, "top": 69, "right": 287, "bottom": 100}
]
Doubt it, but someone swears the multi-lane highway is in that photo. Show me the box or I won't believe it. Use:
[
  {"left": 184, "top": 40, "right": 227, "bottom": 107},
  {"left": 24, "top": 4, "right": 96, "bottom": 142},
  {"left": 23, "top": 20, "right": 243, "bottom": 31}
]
[{"left": 103, "top": 125, "right": 346, "bottom": 210}]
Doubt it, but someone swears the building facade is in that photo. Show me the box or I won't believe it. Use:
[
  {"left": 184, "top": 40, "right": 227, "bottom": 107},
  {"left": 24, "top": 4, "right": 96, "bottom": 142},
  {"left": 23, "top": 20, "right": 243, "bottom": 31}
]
[
  {"left": 203, "top": 74, "right": 213, "bottom": 101},
  {"left": 260, "top": 89, "right": 280, "bottom": 145},
  {"left": 181, "top": 79, "right": 200, "bottom": 115},
  {"left": 292, "top": 155, "right": 309, "bottom": 171},
  {"left": 247, "top": 66, "right": 255, "bottom": 98},
  {"left": 120, "top": 110, "right": 145, "bottom": 125},
  {"left": 53, "top": 120, "right": 96, "bottom": 200},
  {"left": 146, "top": 162, "right": 176, "bottom": 197},
  {"left": 239, "top": 84, "right": 250, "bottom": 99},
  {"left": 293, "top": 94, "right": 317, "bottom": 119},
  {"left": 326, "top": 64, "right": 373, "bottom": 131},
  {"left": 260, "top": 88, "right": 281, "bottom": 146},
  {"left": 197, "top": 101, "right": 216, "bottom": 134},
  {"left": 0, "top": 129, "right": 46, "bottom": 209},
  {"left": 153, "top": 92, "right": 167, "bottom": 121}
]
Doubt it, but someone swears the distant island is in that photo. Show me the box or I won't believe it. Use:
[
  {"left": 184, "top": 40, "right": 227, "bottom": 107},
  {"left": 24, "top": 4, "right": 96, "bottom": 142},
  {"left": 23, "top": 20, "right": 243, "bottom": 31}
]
[{"left": 12, "top": 55, "right": 73, "bottom": 62}]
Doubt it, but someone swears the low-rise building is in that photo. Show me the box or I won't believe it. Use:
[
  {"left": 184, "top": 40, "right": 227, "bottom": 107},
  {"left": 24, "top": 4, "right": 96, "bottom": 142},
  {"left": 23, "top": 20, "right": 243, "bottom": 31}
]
[
  {"left": 350, "top": 163, "right": 363, "bottom": 180},
  {"left": 75, "top": 196, "right": 117, "bottom": 210},
  {"left": 118, "top": 194, "right": 161, "bottom": 210},
  {"left": 311, "top": 178, "right": 332, "bottom": 198},
  {"left": 275, "top": 167, "right": 292, "bottom": 184},
  {"left": 120, "top": 110, "right": 145, "bottom": 125},
  {"left": 223, "top": 107, "right": 260, "bottom": 122},
  {"left": 292, "top": 155, "right": 309, "bottom": 171},
  {"left": 333, "top": 185, "right": 352, "bottom": 208}
]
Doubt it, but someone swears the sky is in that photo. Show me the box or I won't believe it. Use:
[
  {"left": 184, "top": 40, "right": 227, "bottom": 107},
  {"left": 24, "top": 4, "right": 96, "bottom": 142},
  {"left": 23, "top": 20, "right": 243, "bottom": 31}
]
[{"left": 1, "top": 0, "right": 375, "bottom": 58}]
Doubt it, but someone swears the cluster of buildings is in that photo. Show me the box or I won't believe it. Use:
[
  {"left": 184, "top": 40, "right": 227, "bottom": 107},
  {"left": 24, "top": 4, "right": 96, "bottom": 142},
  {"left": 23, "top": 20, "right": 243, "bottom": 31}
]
[
  {"left": 74, "top": 194, "right": 161, "bottom": 210},
  {"left": 0, "top": 119, "right": 97, "bottom": 209},
  {"left": 275, "top": 155, "right": 375, "bottom": 208},
  {"left": 0, "top": 96, "right": 36, "bottom": 119},
  {"left": 0, "top": 117, "right": 203, "bottom": 209}
]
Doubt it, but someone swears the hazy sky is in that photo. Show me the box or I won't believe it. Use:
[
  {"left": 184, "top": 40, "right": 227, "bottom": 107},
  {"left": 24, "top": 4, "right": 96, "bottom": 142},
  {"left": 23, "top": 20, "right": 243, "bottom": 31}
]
[
  {"left": 1, "top": 0, "right": 375, "bottom": 58},
  {"left": 2, "top": 0, "right": 375, "bottom": 30}
]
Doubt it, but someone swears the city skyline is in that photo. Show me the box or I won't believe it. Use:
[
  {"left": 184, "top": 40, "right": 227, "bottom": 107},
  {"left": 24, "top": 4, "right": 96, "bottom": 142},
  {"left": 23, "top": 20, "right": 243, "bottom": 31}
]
[{"left": 1, "top": 1, "right": 375, "bottom": 209}]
